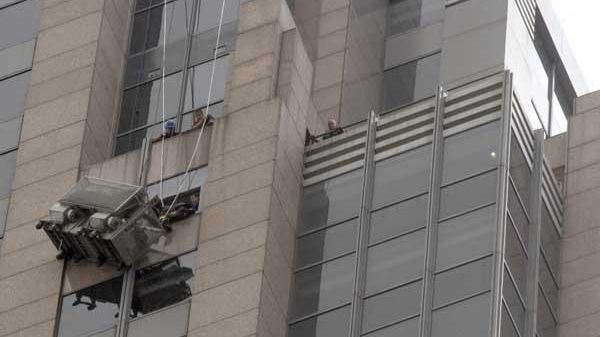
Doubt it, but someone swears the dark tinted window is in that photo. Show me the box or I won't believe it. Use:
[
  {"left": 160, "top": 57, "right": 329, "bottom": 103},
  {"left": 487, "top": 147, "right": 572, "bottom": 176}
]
[
  {"left": 289, "top": 305, "right": 350, "bottom": 337},
  {"left": 433, "top": 257, "right": 492, "bottom": 308},
  {"left": 387, "top": 0, "right": 443, "bottom": 36},
  {"left": 373, "top": 144, "right": 432, "bottom": 208},
  {"left": 369, "top": 193, "right": 428, "bottom": 244},
  {"left": 132, "top": 251, "right": 196, "bottom": 318},
  {"left": 436, "top": 204, "right": 495, "bottom": 271},
  {"left": 439, "top": 170, "right": 497, "bottom": 219},
  {"left": 362, "top": 281, "right": 422, "bottom": 332},
  {"left": 57, "top": 276, "right": 124, "bottom": 337},
  {"left": 383, "top": 53, "right": 440, "bottom": 110},
  {"left": 300, "top": 170, "right": 363, "bottom": 233},
  {"left": 431, "top": 293, "right": 491, "bottom": 337},
  {"left": 442, "top": 122, "right": 500, "bottom": 184},
  {"left": 296, "top": 218, "right": 357, "bottom": 269}
]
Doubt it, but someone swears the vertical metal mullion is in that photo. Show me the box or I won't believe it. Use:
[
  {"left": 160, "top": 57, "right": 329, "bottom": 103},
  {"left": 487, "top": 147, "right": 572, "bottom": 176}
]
[
  {"left": 418, "top": 86, "right": 446, "bottom": 337},
  {"left": 175, "top": 0, "right": 201, "bottom": 132},
  {"left": 348, "top": 111, "right": 377, "bottom": 337},
  {"left": 547, "top": 63, "right": 557, "bottom": 136},
  {"left": 489, "top": 70, "right": 514, "bottom": 337},
  {"left": 116, "top": 137, "right": 153, "bottom": 337},
  {"left": 524, "top": 130, "right": 544, "bottom": 337}
]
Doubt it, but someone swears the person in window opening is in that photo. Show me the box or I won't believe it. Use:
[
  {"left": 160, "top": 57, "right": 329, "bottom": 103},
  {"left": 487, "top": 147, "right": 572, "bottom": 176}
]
[
  {"left": 160, "top": 193, "right": 200, "bottom": 223},
  {"left": 192, "top": 107, "right": 214, "bottom": 129},
  {"left": 162, "top": 119, "right": 178, "bottom": 139},
  {"left": 323, "top": 118, "right": 344, "bottom": 140}
]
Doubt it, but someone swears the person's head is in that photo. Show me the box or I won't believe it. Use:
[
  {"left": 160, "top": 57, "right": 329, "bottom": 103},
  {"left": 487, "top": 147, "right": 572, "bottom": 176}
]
[
  {"left": 165, "top": 119, "right": 176, "bottom": 130},
  {"left": 190, "top": 193, "right": 199, "bottom": 206},
  {"left": 328, "top": 118, "right": 338, "bottom": 130}
]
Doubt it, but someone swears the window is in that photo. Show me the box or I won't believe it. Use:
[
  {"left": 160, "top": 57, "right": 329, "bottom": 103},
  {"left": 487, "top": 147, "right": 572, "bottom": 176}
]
[
  {"left": 57, "top": 276, "right": 124, "bottom": 337},
  {"left": 0, "top": 40, "right": 35, "bottom": 79},
  {"left": 0, "top": 0, "right": 39, "bottom": 51},
  {"left": 0, "top": 71, "right": 30, "bottom": 122},
  {"left": 387, "top": 0, "right": 443, "bottom": 36},
  {"left": 116, "top": 0, "right": 242, "bottom": 155},
  {"left": 383, "top": 53, "right": 440, "bottom": 111}
]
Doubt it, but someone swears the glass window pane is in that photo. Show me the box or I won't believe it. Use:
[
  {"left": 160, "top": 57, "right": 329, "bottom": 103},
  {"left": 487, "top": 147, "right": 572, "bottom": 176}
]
[
  {"left": 362, "top": 281, "right": 421, "bottom": 333},
  {"left": 365, "top": 229, "right": 425, "bottom": 295},
  {"left": 383, "top": 53, "right": 440, "bottom": 110},
  {"left": 503, "top": 270, "right": 525, "bottom": 334},
  {"left": 539, "top": 252, "right": 559, "bottom": 314},
  {"left": 195, "top": 0, "right": 240, "bottom": 33},
  {"left": 387, "top": 0, "right": 443, "bottom": 36},
  {"left": 118, "top": 72, "right": 182, "bottom": 135},
  {"left": 509, "top": 135, "right": 531, "bottom": 202},
  {"left": 436, "top": 204, "right": 495, "bottom": 271},
  {"left": 291, "top": 254, "right": 355, "bottom": 319},
  {"left": 132, "top": 251, "right": 196, "bottom": 318},
  {"left": 431, "top": 292, "right": 491, "bottom": 337},
  {"left": 369, "top": 193, "right": 428, "bottom": 244},
  {"left": 0, "top": 40, "right": 34, "bottom": 80},
  {"left": 505, "top": 217, "right": 527, "bottom": 298},
  {"left": 129, "top": 0, "right": 193, "bottom": 55},
  {"left": 127, "top": 301, "right": 190, "bottom": 337},
  {"left": 373, "top": 144, "right": 431, "bottom": 208},
  {"left": 537, "top": 288, "right": 557, "bottom": 337},
  {"left": 0, "top": 151, "right": 17, "bottom": 199},
  {"left": 363, "top": 315, "right": 419, "bottom": 337},
  {"left": 300, "top": 170, "right": 363, "bottom": 233},
  {"left": 0, "top": 71, "right": 30, "bottom": 123},
  {"left": 0, "top": 197, "right": 8, "bottom": 237},
  {"left": 115, "top": 127, "right": 156, "bottom": 156},
  {"left": 189, "top": 20, "right": 238, "bottom": 66},
  {"left": 57, "top": 276, "right": 123, "bottom": 337},
  {"left": 289, "top": 305, "right": 350, "bottom": 337},
  {"left": 439, "top": 170, "right": 497, "bottom": 219},
  {"left": 0, "top": 0, "right": 39, "bottom": 51},
  {"left": 296, "top": 218, "right": 357, "bottom": 269},
  {"left": 501, "top": 304, "right": 519, "bottom": 337},
  {"left": 433, "top": 257, "right": 492, "bottom": 308},
  {"left": 0, "top": 117, "right": 21, "bottom": 153},
  {"left": 124, "top": 40, "right": 187, "bottom": 87},
  {"left": 183, "top": 56, "right": 229, "bottom": 113},
  {"left": 508, "top": 181, "right": 529, "bottom": 248},
  {"left": 540, "top": 205, "right": 560, "bottom": 279},
  {"left": 442, "top": 121, "right": 500, "bottom": 184}
]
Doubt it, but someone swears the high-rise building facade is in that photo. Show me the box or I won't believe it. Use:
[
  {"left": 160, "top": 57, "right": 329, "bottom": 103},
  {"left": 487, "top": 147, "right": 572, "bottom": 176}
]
[{"left": 0, "top": 0, "right": 597, "bottom": 337}]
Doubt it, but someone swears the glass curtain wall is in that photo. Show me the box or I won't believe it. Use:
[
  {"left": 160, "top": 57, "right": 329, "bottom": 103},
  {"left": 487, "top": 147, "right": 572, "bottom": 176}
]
[
  {"left": 0, "top": 0, "right": 40, "bottom": 248},
  {"left": 291, "top": 74, "right": 563, "bottom": 337},
  {"left": 115, "top": 0, "right": 242, "bottom": 155}
]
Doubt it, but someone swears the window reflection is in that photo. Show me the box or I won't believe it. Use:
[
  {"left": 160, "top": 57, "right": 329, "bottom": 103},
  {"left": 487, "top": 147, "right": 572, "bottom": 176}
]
[
  {"left": 183, "top": 56, "right": 229, "bottom": 113},
  {"left": 289, "top": 305, "right": 350, "bottom": 337},
  {"left": 291, "top": 253, "right": 355, "bottom": 319},
  {"left": 362, "top": 281, "right": 422, "bottom": 333},
  {"left": 383, "top": 53, "right": 440, "bottom": 111},
  {"left": 0, "top": 150, "right": 17, "bottom": 199},
  {"left": 442, "top": 121, "right": 500, "bottom": 184},
  {"left": 387, "top": 0, "right": 443, "bottom": 36},
  {"left": 0, "top": 0, "right": 39, "bottom": 51},
  {"left": 300, "top": 170, "right": 363, "bottom": 233},
  {"left": 0, "top": 71, "right": 30, "bottom": 123},
  {"left": 439, "top": 170, "right": 497, "bottom": 219},
  {"left": 132, "top": 252, "right": 196, "bottom": 318},
  {"left": 57, "top": 276, "right": 124, "bottom": 337}
]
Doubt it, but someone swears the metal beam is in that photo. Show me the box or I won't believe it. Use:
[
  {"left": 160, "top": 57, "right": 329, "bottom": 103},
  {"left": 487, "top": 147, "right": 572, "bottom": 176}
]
[
  {"left": 419, "top": 85, "right": 446, "bottom": 337},
  {"left": 348, "top": 110, "right": 377, "bottom": 337},
  {"left": 525, "top": 129, "right": 545, "bottom": 337},
  {"left": 489, "top": 70, "right": 513, "bottom": 337}
]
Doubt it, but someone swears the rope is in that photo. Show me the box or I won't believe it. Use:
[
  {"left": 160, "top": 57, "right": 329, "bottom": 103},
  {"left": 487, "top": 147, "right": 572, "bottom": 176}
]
[
  {"left": 163, "top": 0, "right": 227, "bottom": 217},
  {"left": 158, "top": 0, "right": 171, "bottom": 207}
]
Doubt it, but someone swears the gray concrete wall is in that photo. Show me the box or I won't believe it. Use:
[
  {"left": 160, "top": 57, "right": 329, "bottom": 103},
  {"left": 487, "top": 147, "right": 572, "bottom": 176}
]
[
  {"left": 558, "top": 90, "right": 600, "bottom": 337},
  {"left": 0, "top": 0, "right": 133, "bottom": 335}
]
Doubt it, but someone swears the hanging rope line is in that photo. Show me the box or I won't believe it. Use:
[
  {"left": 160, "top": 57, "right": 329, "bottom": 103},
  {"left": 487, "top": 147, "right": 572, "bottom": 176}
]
[
  {"left": 162, "top": 0, "right": 227, "bottom": 217},
  {"left": 158, "top": 0, "right": 171, "bottom": 206}
]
